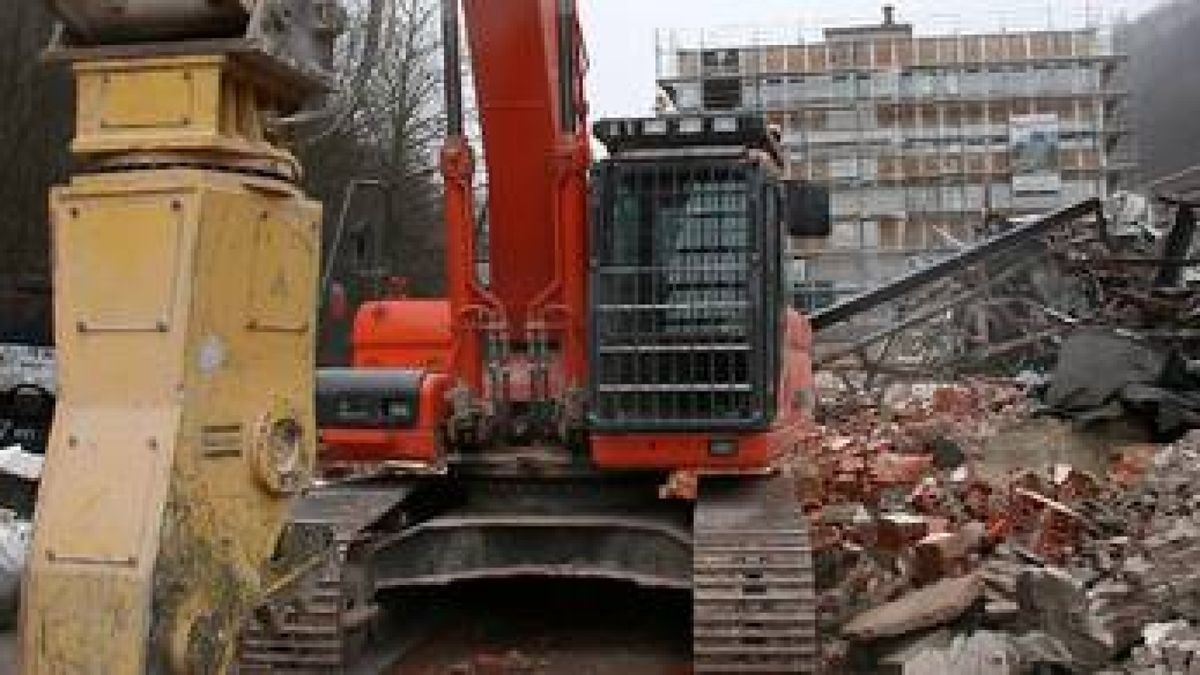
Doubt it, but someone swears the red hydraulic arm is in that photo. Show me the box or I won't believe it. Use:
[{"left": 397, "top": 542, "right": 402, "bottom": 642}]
[{"left": 440, "top": 0, "right": 590, "bottom": 409}]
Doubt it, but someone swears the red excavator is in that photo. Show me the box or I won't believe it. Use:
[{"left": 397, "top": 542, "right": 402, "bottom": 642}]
[{"left": 241, "top": 0, "right": 831, "bottom": 672}]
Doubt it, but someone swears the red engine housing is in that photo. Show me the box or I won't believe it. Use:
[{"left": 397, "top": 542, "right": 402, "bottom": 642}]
[
  {"left": 352, "top": 299, "right": 453, "bottom": 371},
  {"left": 319, "top": 299, "right": 454, "bottom": 467}
]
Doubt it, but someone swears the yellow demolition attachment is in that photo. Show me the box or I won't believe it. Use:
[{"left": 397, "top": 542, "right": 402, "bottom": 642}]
[{"left": 20, "top": 29, "right": 328, "bottom": 675}]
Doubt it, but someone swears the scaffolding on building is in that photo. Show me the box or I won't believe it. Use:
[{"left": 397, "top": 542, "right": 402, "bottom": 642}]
[{"left": 655, "top": 5, "right": 1135, "bottom": 315}]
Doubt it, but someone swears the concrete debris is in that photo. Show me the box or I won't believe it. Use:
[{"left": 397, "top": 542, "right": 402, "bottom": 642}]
[
  {"left": 787, "top": 376, "right": 1200, "bottom": 673},
  {"left": 0, "top": 445, "right": 41, "bottom": 519},
  {"left": 0, "top": 344, "right": 54, "bottom": 395},
  {"left": 1045, "top": 329, "right": 1200, "bottom": 437},
  {"left": 813, "top": 196, "right": 1200, "bottom": 408},
  {"left": 1122, "top": 621, "right": 1200, "bottom": 673},
  {"left": 0, "top": 510, "right": 31, "bottom": 628},
  {"left": 843, "top": 574, "right": 984, "bottom": 641},
  {"left": 895, "top": 631, "right": 1022, "bottom": 675},
  {"left": 877, "top": 629, "right": 1077, "bottom": 675},
  {"left": 0, "top": 445, "right": 43, "bottom": 483}
]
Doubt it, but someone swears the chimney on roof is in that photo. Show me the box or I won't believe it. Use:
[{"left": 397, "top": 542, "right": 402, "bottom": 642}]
[{"left": 883, "top": 4, "right": 896, "bottom": 26}]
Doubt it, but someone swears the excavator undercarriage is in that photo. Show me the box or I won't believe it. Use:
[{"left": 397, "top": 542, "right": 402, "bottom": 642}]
[{"left": 237, "top": 472, "right": 819, "bottom": 673}]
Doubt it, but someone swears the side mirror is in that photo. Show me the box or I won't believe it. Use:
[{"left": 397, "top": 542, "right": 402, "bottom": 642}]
[{"left": 786, "top": 181, "right": 831, "bottom": 238}]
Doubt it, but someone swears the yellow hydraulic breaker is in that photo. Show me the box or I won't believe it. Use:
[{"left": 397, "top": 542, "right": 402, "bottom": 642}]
[{"left": 20, "top": 3, "right": 341, "bottom": 672}]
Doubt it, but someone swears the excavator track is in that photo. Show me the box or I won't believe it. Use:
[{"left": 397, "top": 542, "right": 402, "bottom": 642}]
[
  {"left": 238, "top": 551, "right": 375, "bottom": 673},
  {"left": 693, "top": 476, "right": 819, "bottom": 674},
  {"left": 236, "top": 484, "right": 417, "bottom": 673}
]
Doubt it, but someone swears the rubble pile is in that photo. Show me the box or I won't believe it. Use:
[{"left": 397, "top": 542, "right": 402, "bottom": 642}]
[
  {"left": 786, "top": 379, "right": 1200, "bottom": 673},
  {"left": 1045, "top": 329, "right": 1200, "bottom": 438}
]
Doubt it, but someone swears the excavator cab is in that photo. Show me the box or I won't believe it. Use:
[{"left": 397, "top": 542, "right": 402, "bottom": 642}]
[
  {"left": 588, "top": 115, "right": 829, "bottom": 469},
  {"left": 592, "top": 115, "right": 792, "bottom": 432}
]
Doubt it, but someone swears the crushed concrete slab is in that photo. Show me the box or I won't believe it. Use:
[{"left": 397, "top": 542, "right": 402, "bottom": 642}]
[
  {"left": 891, "top": 631, "right": 1021, "bottom": 675},
  {"left": 843, "top": 574, "right": 984, "bottom": 641}
]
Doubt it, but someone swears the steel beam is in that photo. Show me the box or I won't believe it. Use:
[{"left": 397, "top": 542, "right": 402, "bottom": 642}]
[{"left": 809, "top": 198, "right": 1102, "bottom": 332}]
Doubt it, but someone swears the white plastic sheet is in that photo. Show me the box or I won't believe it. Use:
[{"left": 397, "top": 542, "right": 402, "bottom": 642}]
[
  {"left": 0, "top": 511, "right": 31, "bottom": 626},
  {"left": 0, "top": 446, "right": 42, "bottom": 483}
]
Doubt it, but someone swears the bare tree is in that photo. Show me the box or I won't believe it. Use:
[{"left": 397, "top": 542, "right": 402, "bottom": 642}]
[
  {"left": 0, "top": 2, "right": 71, "bottom": 342},
  {"left": 0, "top": 3, "right": 72, "bottom": 275},
  {"left": 303, "top": 0, "right": 447, "bottom": 300},
  {"left": 0, "top": 2, "right": 448, "bottom": 349}
]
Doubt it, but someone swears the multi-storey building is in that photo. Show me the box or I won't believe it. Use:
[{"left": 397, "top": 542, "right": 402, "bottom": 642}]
[{"left": 657, "top": 7, "right": 1133, "bottom": 309}]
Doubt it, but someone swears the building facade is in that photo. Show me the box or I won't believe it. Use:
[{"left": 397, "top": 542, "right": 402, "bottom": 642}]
[{"left": 657, "top": 9, "right": 1133, "bottom": 309}]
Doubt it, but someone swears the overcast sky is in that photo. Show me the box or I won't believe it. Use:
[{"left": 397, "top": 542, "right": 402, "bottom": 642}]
[{"left": 579, "top": 0, "right": 1161, "bottom": 118}]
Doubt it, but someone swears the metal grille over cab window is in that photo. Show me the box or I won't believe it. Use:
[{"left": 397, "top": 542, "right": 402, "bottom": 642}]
[{"left": 590, "top": 160, "right": 778, "bottom": 431}]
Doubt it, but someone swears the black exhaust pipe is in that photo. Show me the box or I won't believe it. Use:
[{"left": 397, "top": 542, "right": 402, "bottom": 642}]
[
  {"left": 442, "top": 0, "right": 464, "bottom": 138},
  {"left": 557, "top": 0, "right": 577, "bottom": 133}
]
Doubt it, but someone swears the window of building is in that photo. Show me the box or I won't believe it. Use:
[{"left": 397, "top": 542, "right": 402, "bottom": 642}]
[
  {"left": 787, "top": 76, "right": 806, "bottom": 105},
  {"left": 989, "top": 69, "right": 1008, "bottom": 97},
  {"left": 965, "top": 185, "right": 985, "bottom": 207},
  {"left": 676, "top": 52, "right": 702, "bottom": 79},
  {"left": 1053, "top": 65, "right": 1075, "bottom": 93},
  {"left": 941, "top": 187, "right": 965, "bottom": 212},
  {"left": 859, "top": 157, "right": 879, "bottom": 181},
  {"left": 742, "top": 80, "right": 760, "bottom": 109},
  {"left": 673, "top": 82, "right": 701, "bottom": 111},
  {"left": 961, "top": 69, "right": 984, "bottom": 97},
  {"left": 939, "top": 70, "right": 960, "bottom": 96},
  {"left": 904, "top": 221, "right": 927, "bottom": 250},
  {"left": 861, "top": 220, "right": 881, "bottom": 249},
  {"left": 880, "top": 218, "right": 904, "bottom": 249},
  {"left": 869, "top": 186, "right": 905, "bottom": 213},
  {"left": 990, "top": 184, "right": 1012, "bottom": 209},
  {"left": 703, "top": 78, "right": 743, "bottom": 111},
  {"left": 1030, "top": 66, "right": 1050, "bottom": 94},
  {"left": 831, "top": 220, "right": 861, "bottom": 248},
  {"left": 873, "top": 71, "right": 899, "bottom": 98},
  {"left": 832, "top": 74, "right": 854, "bottom": 99},
  {"left": 807, "top": 74, "right": 833, "bottom": 100},
  {"left": 830, "top": 44, "right": 852, "bottom": 68},
  {"left": 702, "top": 49, "right": 741, "bottom": 76},
  {"left": 827, "top": 109, "right": 858, "bottom": 130},
  {"left": 875, "top": 40, "right": 896, "bottom": 68},
  {"left": 964, "top": 37, "right": 983, "bottom": 63},
  {"left": 915, "top": 71, "right": 937, "bottom": 97},
  {"left": 918, "top": 39, "right": 938, "bottom": 65},
  {"left": 762, "top": 77, "right": 787, "bottom": 107},
  {"left": 856, "top": 73, "right": 872, "bottom": 98},
  {"left": 830, "top": 156, "right": 860, "bottom": 179}
]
